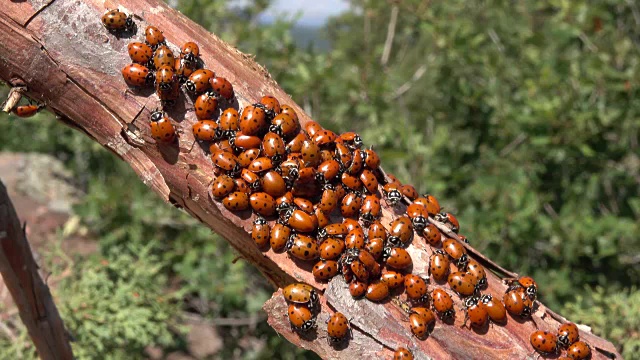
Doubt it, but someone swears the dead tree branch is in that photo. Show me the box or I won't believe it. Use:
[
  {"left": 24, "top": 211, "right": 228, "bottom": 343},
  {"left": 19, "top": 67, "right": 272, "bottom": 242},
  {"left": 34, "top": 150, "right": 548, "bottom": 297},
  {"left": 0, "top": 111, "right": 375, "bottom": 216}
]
[{"left": 0, "top": 180, "right": 74, "bottom": 360}]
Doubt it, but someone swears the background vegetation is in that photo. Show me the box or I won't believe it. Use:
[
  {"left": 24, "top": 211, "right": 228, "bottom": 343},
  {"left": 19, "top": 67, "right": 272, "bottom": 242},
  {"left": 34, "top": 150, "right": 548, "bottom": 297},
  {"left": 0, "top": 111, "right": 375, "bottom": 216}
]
[{"left": 1, "top": 0, "right": 639, "bottom": 358}]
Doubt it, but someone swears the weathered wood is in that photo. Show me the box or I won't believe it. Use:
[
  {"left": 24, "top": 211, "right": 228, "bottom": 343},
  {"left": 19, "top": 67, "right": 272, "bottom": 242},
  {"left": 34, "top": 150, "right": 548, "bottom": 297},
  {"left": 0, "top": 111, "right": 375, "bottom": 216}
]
[
  {"left": 0, "top": 181, "right": 74, "bottom": 360},
  {"left": 0, "top": 1, "right": 621, "bottom": 359}
]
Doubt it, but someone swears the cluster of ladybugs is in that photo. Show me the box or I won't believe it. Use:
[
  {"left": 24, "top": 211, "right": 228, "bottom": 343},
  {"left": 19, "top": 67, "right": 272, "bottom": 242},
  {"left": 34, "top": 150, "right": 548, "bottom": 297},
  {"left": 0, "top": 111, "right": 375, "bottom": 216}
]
[{"left": 101, "top": 9, "right": 592, "bottom": 360}]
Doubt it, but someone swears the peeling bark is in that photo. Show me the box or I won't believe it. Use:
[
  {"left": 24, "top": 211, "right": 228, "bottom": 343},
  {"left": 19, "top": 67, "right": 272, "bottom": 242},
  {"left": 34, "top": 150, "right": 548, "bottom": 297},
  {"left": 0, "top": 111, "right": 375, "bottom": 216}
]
[{"left": 0, "top": 1, "right": 621, "bottom": 359}]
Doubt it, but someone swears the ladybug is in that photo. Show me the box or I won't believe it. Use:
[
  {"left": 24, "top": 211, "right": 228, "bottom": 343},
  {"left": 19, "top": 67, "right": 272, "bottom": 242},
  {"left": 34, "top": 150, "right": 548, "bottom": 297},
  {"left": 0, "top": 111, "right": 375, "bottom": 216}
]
[
  {"left": 210, "top": 76, "right": 235, "bottom": 100},
  {"left": 346, "top": 149, "right": 365, "bottom": 175},
  {"left": 212, "top": 150, "right": 239, "bottom": 173},
  {"left": 432, "top": 288, "right": 455, "bottom": 318},
  {"left": 503, "top": 287, "right": 531, "bottom": 317},
  {"left": 122, "top": 63, "right": 154, "bottom": 87},
  {"left": 299, "top": 139, "right": 320, "bottom": 167},
  {"left": 232, "top": 132, "right": 262, "bottom": 151},
  {"left": 127, "top": 42, "right": 153, "bottom": 64},
  {"left": 152, "top": 45, "right": 175, "bottom": 70},
  {"left": 365, "top": 237, "right": 385, "bottom": 260},
  {"left": 340, "top": 192, "right": 363, "bottom": 219},
  {"left": 287, "top": 234, "right": 320, "bottom": 261},
  {"left": 185, "top": 69, "right": 215, "bottom": 93},
  {"left": 239, "top": 105, "right": 268, "bottom": 135},
  {"left": 317, "top": 223, "right": 347, "bottom": 241},
  {"left": 409, "top": 312, "right": 430, "bottom": 339},
  {"left": 566, "top": 341, "right": 591, "bottom": 360},
  {"left": 283, "top": 283, "right": 318, "bottom": 308},
  {"left": 344, "top": 228, "right": 365, "bottom": 249},
  {"left": 422, "top": 224, "right": 442, "bottom": 246},
  {"left": 448, "top": 271, "right": 478, "bottom": 297},
  {"left": 219, "top": 108, "right": 240, "bottom": 136},
  {"left": 434, "top": 212, "right": 460, "bottom": 233},
  {"left": 249, "top": 192, "right": 276, "bottom": 217},
  {"left": 349, "top": 280, "right": 367, "bottom": 298},
  {"left": 194, "top": 92, "right": 219, "bottom": 120},
  {"left": 262, "top": 132, "right": 286, "bottom": 162},
  {"left": 270, "top": 223, "right": 292, "bottom": 252},
  {"left": 326, "top": 312, "right": 350, "bottom": 345},
  {"left": 406, "top": 203, "right": 428, "bottom": 233},
  {"left": 319, "top": 238, "right": 345, "bottom": 260},
  {"left": 442, "top": 238, "right": 469, "bottom": 268},
  {"left": 508, "top": 276, "right": 538, "bottom": 300},
  {"left": 360, "top": 194, "right": 381, "bottom": 224},
  {"left": 480, "top": 294, "right": 507, "bottom": 324},
  {"left": 335, "top": 143, "right": 352, "bottom": 168},
  {"left": 394, "top": 348, "right": 413, "bottom": 360},
  {"left": 101, "top": 9, "right": 133, "bottom": 32},
  {"left": 251, "top": 217, "right": 270, "bottom": 248},
  {"left": 424, "top": 194, "right": 441, "bottom": 215},
  {"left": 210, "top": 174, "right": 235, "bottom": 199},
  {"left": 275, "top": 191, "right": 294, "bottom": 212},
  {"left": 238, "top": 148, "right": 261, "bottom": 168},
  {"left": 380, "top": 270, "right": 404, "bottom": 289},
  {"left": 404, "top": 274, "right": 429, "bottom": 303},
  {"left": 259, "top": 95, "right": 281, "bottom": 116},
  {"left": 411, "top": 307, "right": 436, "bottom": 327},
  {"left": 388, "top": 216, "right": 413, "bottom": 247},
  {"left": 317, "top": 186, "right": 338, "bottom": 213},
  {"left": 149, "top": 110, "right": 176, "bottom": 143},
  {"left": 271, "top": 113, "right": 299, "bottom": 139},
  {"left": 233, "top": 178, "right": 251, "bottom": 194},
  {"left": 337, "top": 131, "right": 363, "bottom": 149},
  {"left": 293, "top": 197, "right": 314, "bottom": 214},
  {"left": 464, "top": 296, "right": 488, "bottom": 328},
  {"left": 313, "top": 129, "right": 337, "bottom": 146},
  {"left": 349, "top": 259, "right": 369, "bottom": 282},
  {"left": 156, "top": 80, "right": 181, "bottom": 104},
  {"left": 428, "top": 250, "right": 450, "bottom": 282},
  {"left": 210, "top": 139, "right": 233, "bottom": 154},
  {"left": 530, "top": 330, "right": 559, "bottom": 355},
  {"left": 180, "top": 41, "right": 200, "bottom": 66},
  {"left": 154, "top": 65, "right": 175, "bottom": 91},
  {"left": 144, "top": 26, "right": 165, "bottom": 49},
  {"left": 365, "top": 281, "right": 389, "bottom": 302},
  {"left": 222, "top": 191, "right": 249, "bottom": 212},
  {"left": 192, "top": 120, "right": 219, "bottom": 141},
  {"left": 342, "top": 218, "right": 362, "bottom": 233},
  {"left": 359, "top": 170, "right": 378, "bottom": 195},
  {"left": 557, "top": 322, "right": 580, "bottom": 348},
  {"left": 283, "top": 208, "right": 318, "bottom": 233},
  {"left": 280, "top": 104, "right": 298, "bottom": 122},
  {"left": 240, "top": 169, "right": 261, "bottom": 190},
  {"left": 383, "top": 182, "right": 403, "bottom": 206},
  {"left": 367, "top": 221, "right": 387, "bottom": 240},
  {"left": 295, "top": 166, "right": 316, "bottom": 184},
  {"left": 288, "top": 304, "right": 316, "bottom": 332},
  {"left": 260, "top": 170, "right": 287, "bottom": 198},
  {"left": 384, "top": 247, "right": 413, "bottom": 270},
  {"left": 174, "top": 59, "right": 195, "bottom": 84},
  {"left": 357, "top": 249, "right": 378, "bottom": 273},
  {"left": 247, "top": 157, "right": 274, "bottom": 173},
  {"left": 12, "top": 103, "right": 45, "bottom": 118},
  {"left": 364, "top": 148, "right": 380, "bottom": 169},
  {"left": 317, "top": 159, "right": 342, "bottom": 184},
  {"left": 341, "top": 172, "right": 363, "bottom": 192},
  {"left": 465, "top": 259, "right": 487, "bottom": 288},
  {"left": 401, "top": 184, "right": 419, "bottom": 200},
  {"left": 312, "top": 260, "right": 339, "bottom": 281}
]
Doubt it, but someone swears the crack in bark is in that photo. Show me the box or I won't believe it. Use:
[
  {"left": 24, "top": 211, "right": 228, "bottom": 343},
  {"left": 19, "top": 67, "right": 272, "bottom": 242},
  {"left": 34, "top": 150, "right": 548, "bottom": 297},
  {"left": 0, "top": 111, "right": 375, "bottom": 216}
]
[{"left": 24, "top": 0, "right": 58, "bottom": 28}]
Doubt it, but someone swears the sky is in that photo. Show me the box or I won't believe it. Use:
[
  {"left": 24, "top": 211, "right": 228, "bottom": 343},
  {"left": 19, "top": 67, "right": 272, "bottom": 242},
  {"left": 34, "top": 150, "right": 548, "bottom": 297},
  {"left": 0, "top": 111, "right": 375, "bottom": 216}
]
[{"left": 257, "top": 0, "right": 350, "bottom": 27}]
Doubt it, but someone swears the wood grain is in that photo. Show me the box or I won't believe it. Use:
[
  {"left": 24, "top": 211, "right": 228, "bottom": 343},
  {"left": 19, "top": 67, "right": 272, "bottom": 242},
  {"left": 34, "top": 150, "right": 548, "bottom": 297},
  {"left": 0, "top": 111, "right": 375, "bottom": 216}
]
[{"left": 0, "top": 1, "right": 621, "bottom": 359}]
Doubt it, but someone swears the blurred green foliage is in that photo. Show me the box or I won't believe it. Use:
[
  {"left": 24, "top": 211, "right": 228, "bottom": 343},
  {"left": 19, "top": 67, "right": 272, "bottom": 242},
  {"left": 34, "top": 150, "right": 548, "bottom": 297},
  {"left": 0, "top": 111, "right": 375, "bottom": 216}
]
[{"left": 0, "top": 0, "right": 638, "bottom": 358}]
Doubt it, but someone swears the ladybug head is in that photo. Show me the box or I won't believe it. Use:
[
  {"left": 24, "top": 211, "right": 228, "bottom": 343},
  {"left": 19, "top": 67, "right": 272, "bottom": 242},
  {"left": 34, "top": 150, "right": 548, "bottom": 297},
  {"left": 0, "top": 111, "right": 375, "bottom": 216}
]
[
  {"left": 464, "top": 296, "right": 479, "bottom": 308},
  {"left": 184, "top": 81, "right": 196, "bottom": 93},
  {"left": 124, "top": 16, "right": 135, "bottom": 30},
  {"left": 158, "top": 82, "right": 172, "bottom": 91},
  {"left": 150, "top": 110, "right": 164, "bottom": 122}
]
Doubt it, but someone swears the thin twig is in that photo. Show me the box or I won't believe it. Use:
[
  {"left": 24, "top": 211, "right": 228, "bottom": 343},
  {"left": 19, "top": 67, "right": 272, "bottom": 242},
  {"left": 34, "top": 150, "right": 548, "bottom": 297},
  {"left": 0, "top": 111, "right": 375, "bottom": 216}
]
[{"left": 380, "top": 5, "right": 399, "bottom": 66}]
